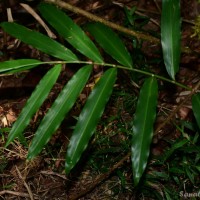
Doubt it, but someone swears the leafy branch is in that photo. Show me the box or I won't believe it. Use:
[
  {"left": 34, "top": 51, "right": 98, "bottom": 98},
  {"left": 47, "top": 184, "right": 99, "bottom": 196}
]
[{"left": 0, "top": 59, "right": 190, "bottom": 89}]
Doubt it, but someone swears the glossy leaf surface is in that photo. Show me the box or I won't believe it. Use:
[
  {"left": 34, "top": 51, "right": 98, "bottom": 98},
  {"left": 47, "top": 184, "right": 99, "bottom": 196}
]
[
  {"left": 161, "top": 0, "right": 181, "bottom": 79},
  {"left": 86, "top": 23, "right": 133, "bottom": 68},
  {"left": 65, "top": 68, "right": 117, "bottom": 174},
  {"left": 1, "top": 22, "right": 78, "bottom": 61},
  {"left": 5, "top": 65, "right": 61, "bottom": 147},
  {"left": 192, "top": 93, "right": 200, "bottom": 129},
  {"left": 131, "top": 77, "right": 158, "bottom": 186},
  {"left": 27, "top": 65, "right": 92, "bottom": 159},
  {"left": 0, "top": 59, "right": 41, "bottom": 74},
  {"left": 38, "top": 3, "right": 103, "bottom": 63}
]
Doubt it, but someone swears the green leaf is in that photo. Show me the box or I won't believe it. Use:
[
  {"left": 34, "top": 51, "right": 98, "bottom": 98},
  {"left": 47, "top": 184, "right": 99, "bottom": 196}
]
[
  {"left": 164, "top": 188, "right": 173, "bottom": 200},
  {"left": 196, "top": 166, "right": 200, "bottom": 172},
  {"left": 27, "top": 65, "right": 92, "bottom": 159},
  {"left": 161, "top": 139, "right": 188, "bottom": 162},
  {"left": 86, "top": 23, "right": 133, "bottom": 68},
  {"left": 185, "top": 168, "right": 194, "bottom": 184},
  {"left": 1, "top": 22, "right": 78, "bottom": 61},
  {"left": 161, "top": 0, "right": 181, "bottom": 79},
  {"left": 65, "top": 68, "right": 117, "bottom": 174},
  {"left": 5, "top": 65, "right": 61, "bottom": 147},
  {"left": 192, "top": 93, "right": 200, "bottom": 129},
  {"left": 169, "top": 167, "right": 184, "bottom": 174},
  {"left": 18, "top": 132, "right": 28, "bottom": 147},
  {"left": 131, "top": 77, "right": 158, "bottom": 186},
  {"left": 38, "top": 3, "right": 103, "bottom": 63},
  {"left": 0, "top": 59, "right": 41, "bottom": 74}
]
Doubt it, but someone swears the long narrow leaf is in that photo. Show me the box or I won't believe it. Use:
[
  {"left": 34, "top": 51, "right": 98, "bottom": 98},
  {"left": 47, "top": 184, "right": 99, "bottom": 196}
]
[
  {"left": 86, "top": 23, "right": 133, "bottom": 68},
  {"left": 192, "top": 93, "right": 200, "bottom": 129},
  {"left": 38, "top": 3, "right": 103, "bottom": 63},
  {"left": 0, "top": 59, "right": 41, "bottom": 74},
  {"left": 161, "top": 0, "right": 181, "bottom": 79},
  {"left": 161, "top": 139, "right": 188, "bottom": 163},
  {"left": 27, "top": 65, "right": 92, "bottom": 159},
  {"left": 5, "top": 65, "right": 61, "bottom": 147},
  {"left": 65, "top": 68, "right": 117, "bottom": 174},
  {"left": 131, "top": 77, "right": 158, "bottom": 186},
  {"left": 1, "top": 22, "right": 78, "bottom": 61}
]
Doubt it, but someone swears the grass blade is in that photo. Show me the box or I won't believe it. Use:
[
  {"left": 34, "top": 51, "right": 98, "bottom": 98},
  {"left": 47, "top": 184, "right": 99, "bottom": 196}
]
[
  {"left": 5, "top": 65, "right": 62, "bottom": 147},
  {"left": 1, "top": 22, "right": 78, "bottom": 61},
  {"left": 65, "top": 68, "right": 117, "bottom": 174},
  {"left": 38, "top": 3, "right": 103, "bottom": 63},
  {"left": 86, "top": 23, "right": 133, "bottom": 68},
  {"left": 192, "top": 93, "right": 200, "bottom": 129},
  {"left": 161, "top": 0, "right": 181, "bottom": 79},
  {"left": 131, "top": 77, "right": 158, "bottom": 186},
  {"left": 161, "top": 139, "right": 188, "bottom": 163},
  {"left": 27, "top": 65, "right": 92, "bottom": 159},
  {"left": 0, "top": 59, "right": 41, "bottom": 74}
]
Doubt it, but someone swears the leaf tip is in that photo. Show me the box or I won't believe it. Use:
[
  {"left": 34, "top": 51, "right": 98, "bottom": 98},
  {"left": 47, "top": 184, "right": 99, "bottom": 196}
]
[
  {"left": 26, "top": 154, "right": 33, "bottom": 161},
  {"left": 65, "top": 161, "right": 73, "bottom": 175},
  {"left": 5, "top": 141, "right": 10, "bottom": 148},
  {"left": 134, "top": 178, "right": 140, "bottom": 187}
]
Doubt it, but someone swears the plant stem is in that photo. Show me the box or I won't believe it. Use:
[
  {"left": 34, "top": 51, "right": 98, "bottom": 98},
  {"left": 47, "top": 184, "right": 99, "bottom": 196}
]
[
  {"left": 42, "top": 60, "right": 191, "bottom": 90},
  {"left": 7, "top": 59, "right": 188, "bottom": 89}
]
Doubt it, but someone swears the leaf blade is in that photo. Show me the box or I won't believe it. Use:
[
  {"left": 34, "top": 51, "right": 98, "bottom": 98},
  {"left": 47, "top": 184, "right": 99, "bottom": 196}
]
[
  {"left": 0, "top": 59, "right": 42, "bottom": 74},
  {"left": 1, "top": 22, "right": 78, "bottom": 61},
  {"left": 161, "top": 0, "right": 181, "bottom": 79},
  {"left": 86, "top": 23, "right": 133, "bottom": 68},
  {"left": 27, "top": 65, "right": 92, "bottom": 159},
  {"left": 5, "top": 65, "right": 62, "bottom": 147},
  {"left": 192, "top": 93, "right": 200, "bottom": 129},
  {"left": 131, "top": 77, "right": 158, "bottom": 186},
  {"left": 65, "top": 68, "right": 117, "bottom": 174},
  {"left": 38, "top": 3, "right": 103, "bottom": 63}
]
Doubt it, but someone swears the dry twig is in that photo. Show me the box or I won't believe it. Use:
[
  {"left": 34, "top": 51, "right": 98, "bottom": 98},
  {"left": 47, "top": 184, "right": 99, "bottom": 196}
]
[
  {"left": 40, "top": 170, "right": 67, "bottom": 180},
  {"left": 20, "top": 3, "right": 56, "bottom": 38},
  {"left": 68, "top": 152, "right": 131, "bottom": 200},
  {"left": 15, "top": 165, "right": 35, "bottom": 200},
  {"left": 155, "top": 79, "right": 200, "bottom": 137},
  {"left": 0, "top": 190, "right": 39, "bottom": 199}
]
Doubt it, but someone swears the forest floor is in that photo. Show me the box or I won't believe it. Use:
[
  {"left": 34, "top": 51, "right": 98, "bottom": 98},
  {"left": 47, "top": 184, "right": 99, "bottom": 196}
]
[{"left": 0, "top": 0, "right": 200, "bottom": 199}]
